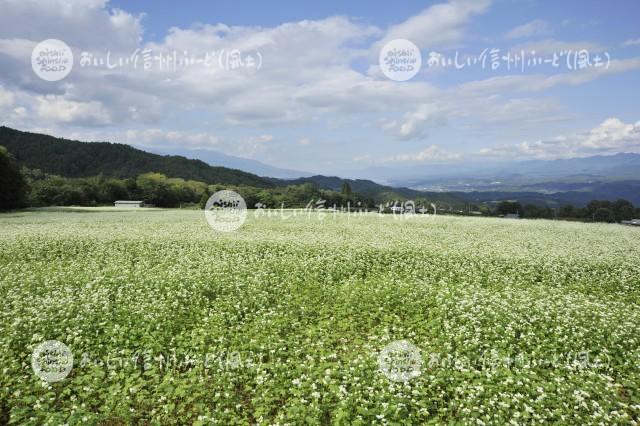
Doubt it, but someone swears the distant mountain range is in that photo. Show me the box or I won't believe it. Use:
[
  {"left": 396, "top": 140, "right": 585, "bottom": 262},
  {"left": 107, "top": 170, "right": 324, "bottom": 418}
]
[
  {"left": 146, "top": 147, "right": 313, "bottom": 179},
  {"left": 2, "top": 125, "right": 639, "bottom": 207},
  {"left": 344, "top": 153, "right": 640, "bottom": 187},
  {"left": 268, "top": 175, "right": 463, "bottom": 205},
  {"left": 1, "top": 126, "right": 454, "bottom": 204},
  {"left": 0, "top": 126, "right": 274, "bottom": 188},
  {"left": 341, "top": 153, "right": 640, "bottom": 205}
]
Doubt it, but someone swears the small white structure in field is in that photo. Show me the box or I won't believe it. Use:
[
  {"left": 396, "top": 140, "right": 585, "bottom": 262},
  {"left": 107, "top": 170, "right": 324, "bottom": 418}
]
[
  {"left": 114, "top": 200, "right": 144, "bottom": 208},
  {"left": 621, "top": 218, "right": 640, "bottom": 226},
  {"left": 503, "top": 213, "right": 520, "bottom": 219}
]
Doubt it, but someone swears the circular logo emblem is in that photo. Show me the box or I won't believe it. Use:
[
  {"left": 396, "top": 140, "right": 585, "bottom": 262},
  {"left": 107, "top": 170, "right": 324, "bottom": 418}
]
[
  {"left": 378, "top": 340, "right": 422, "bottom": 382},
  {"left": 379, "top": 39, "right": 422, "bottom": 82},
  {"left": 31, "top": 340, "right": 74, "bottom": 382},
  {"left": 31, "top": 39, "right": 74, "bottom": 82},
  {"left": 204, "top": 190, "right": 247, "bottom": 232}
]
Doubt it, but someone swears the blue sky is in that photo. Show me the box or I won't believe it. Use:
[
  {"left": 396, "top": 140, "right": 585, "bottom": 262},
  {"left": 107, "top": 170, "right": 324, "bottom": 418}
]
[{"left": 1, "top": 0, "right": 639, "bottom": 176}]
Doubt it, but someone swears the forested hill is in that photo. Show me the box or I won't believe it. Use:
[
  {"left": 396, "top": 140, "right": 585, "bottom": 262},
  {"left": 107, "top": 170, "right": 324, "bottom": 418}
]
[
  {"left": 269, "top": 175, "right": 464, "bottom": 205},
  {"left": 0, "top": 126, "right": 273, "bottom": 188}
]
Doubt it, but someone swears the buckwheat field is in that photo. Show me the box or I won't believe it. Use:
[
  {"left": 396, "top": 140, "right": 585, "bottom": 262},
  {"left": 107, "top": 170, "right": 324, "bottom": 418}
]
[{"left": 1, "top": 208, "right": 639, "bottom": 424}]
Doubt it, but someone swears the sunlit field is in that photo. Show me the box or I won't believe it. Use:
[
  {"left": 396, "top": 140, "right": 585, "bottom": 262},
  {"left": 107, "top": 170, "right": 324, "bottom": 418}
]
[{"left": 1, "top": 208, "right": 639, "bottom": 424}]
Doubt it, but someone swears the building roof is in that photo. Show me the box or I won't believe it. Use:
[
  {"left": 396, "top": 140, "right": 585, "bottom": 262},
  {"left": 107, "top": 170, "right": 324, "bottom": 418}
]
[{"left": 114, "top": 200, "right": 144, "bottom": 203}]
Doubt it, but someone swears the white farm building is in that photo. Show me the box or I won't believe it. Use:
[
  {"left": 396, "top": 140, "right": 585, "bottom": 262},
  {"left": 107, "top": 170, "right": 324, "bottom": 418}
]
[{"left": 114, "top": 200, "right": 145, "bottom": 208}]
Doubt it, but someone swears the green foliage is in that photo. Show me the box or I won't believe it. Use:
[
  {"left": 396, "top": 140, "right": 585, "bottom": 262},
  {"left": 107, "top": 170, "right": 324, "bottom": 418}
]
[
  {"left": 587, "top": 199, "right": 635, "bottom": 222},
  {"left": 272, "top": 175, "right": 464, "bottom": 206},
  {"left": 341, "top": 181, "right": 352, "bottom": 197},
  {"left": 496, "top": 201, "right": 522, "bottom": 216},
  {"left": 594, "top": 207, "right": 616, "bottom": 223},
  {"left": 0, "top": 145, "right": 28, "bottom": 210},
  {"left": 18, "top": 168, "right": 372, "bottom": 209},
  {"left": 611, "top": 199, "right": 635, "bottom": 222},
  {"left": 522, "top": 204, "right": 552, "bottom": 219},
  {"left": 0, "top": 211, "right": 639, "bottom": 423},
  {"left": 0, "top": 126, "right": 272, "bottom": 188}
]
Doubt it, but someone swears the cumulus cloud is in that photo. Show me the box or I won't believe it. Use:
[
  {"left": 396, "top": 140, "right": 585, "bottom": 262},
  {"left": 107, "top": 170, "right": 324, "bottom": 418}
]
[
  {"left": 125, "top": 128, "right": 219, "bottom": 149},
  {"left": 384, "top": 104, "right": 448, "bottom": 140},
  {"left": 506, "top": 19, "right": 552, "bottom": 39},
  {"left": 384, "top": 145, "right": 461, "bottom": 162},
  {"left": 459, "top": 57, "right": 640, "bottom": 94},
  {"left": 479, "top": 118, "right": 640, "bottom": 159},
  {"left": 380, "top": 0, "right": 491, "bottom": 49},
  {"left": 0, "top": 0, "right": 638, "bottom": 169},
  {"left": 0, "top": 0, "right": 143, "bottom": 51},
  {"left": 35, "top": 95, "right": 111, "bottom": 125}
]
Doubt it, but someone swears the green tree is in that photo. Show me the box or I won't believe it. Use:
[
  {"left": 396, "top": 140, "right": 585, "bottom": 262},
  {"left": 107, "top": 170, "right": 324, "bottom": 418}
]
[
  {"left": 496, "top": 201, "right": 522, "bottom": 216},
  {"left": 341, "top": 181, "right": 352, "bottom": 197},
  {"left": 103, "top": 179, "right": 130, "bottom": 201},
  {"left": 593, "top": 207, "right": 615, "bottom": 223},
  {"left": 611, "top": 199, "right": 634, "bottom": 222},
  {"left": 559, "top": 204, "right": 576, "bottom": 218},
  {"left": 587, "top": 200, "right": 612, "bottom": 216},
  {"left": 0, "top": 145, "right": 28, "bottom": 209},
  {"left": 136, "top": 173, "right": 179, "bottom": 207}
]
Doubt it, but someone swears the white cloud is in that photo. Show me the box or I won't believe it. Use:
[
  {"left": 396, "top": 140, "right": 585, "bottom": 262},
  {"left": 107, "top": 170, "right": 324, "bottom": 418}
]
[
  {"left": 623, "top": 38, "right": 640, "bottom": 46},
  {"left": 479, "top": 118, "right": 640, "bottom": 159},
  {"left": 506, "top": 19, "right": 552, "bottom": 39},
  {"left": 0, "top": 0, "right": 143, "bottom": 51},
  {"left": 0, "top": 0, "right": 621, "bottom": 135},
  {"left": 459, "top": 58, "right": 640, "bottom": 94},
  {"left": 0, "top": 86, "right": 15, "bottom": 108},
  {"left": 0, "top": 0, "right": 638, "bottom": 172},
  {"left": 35, "top": 95, "right": 111, "bottom": 125},
  {"left": 125, "top": 128, "right": 219, "bottom": 149},
  {"left": 255, "top": 134, "right": 274, "bottom": 143},
  {"left": 380, "top": 0, "right": 491, "bottom": 49},
  {"left": 510, "top": 39, "right": 602, "bottom": 56},
  {"left": 388, "top": 103, "right": 448, "bottom": 140},
  {"left": 384, "top": 145, "right": 461, "bottom": 162},
  {"left": 352, "top": 154, "right": 370, "bottom": 162}
]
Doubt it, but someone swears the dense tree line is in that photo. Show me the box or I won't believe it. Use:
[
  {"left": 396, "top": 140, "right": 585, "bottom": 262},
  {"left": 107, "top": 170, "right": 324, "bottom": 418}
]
[
  {"left": 0, "top": 146, "right": 28, "bottom": 209},
  {"left": 2, "top": 139, "right": 638, "bottom": 221},
  {"left": 0, "top": 126, "right": 272, "bottom": 188},
  {"left": 17, "top": 168, "right": 372, "bottom": 209},
  {"left": 495, "top": 200, "right": 640, "bottom": 222}
]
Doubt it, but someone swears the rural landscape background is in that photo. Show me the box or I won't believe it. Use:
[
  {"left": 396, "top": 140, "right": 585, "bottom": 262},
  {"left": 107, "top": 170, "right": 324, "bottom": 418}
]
[{"left": 1, "top": 0, "right": 640, "bottom": 424}]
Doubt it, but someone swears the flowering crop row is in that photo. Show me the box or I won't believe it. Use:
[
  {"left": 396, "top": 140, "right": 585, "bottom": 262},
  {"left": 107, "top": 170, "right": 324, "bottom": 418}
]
[{"left": 0, "top": 208, "right": 639, "bottom": 424}]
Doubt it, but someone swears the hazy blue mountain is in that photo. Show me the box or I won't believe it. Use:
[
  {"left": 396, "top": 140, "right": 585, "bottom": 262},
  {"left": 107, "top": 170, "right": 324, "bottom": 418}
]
[
  {"left": 454, "top": 180, "right": 640, "bottom": 207},
  {"left": 3, "top": 125, "right": 638, "bottom": 208},
  {"left": 269, "top": 175, "right": 466, "bottom": 205},
  {"left": 347, "top": 153, "right": 640, "bottom": 187}
]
